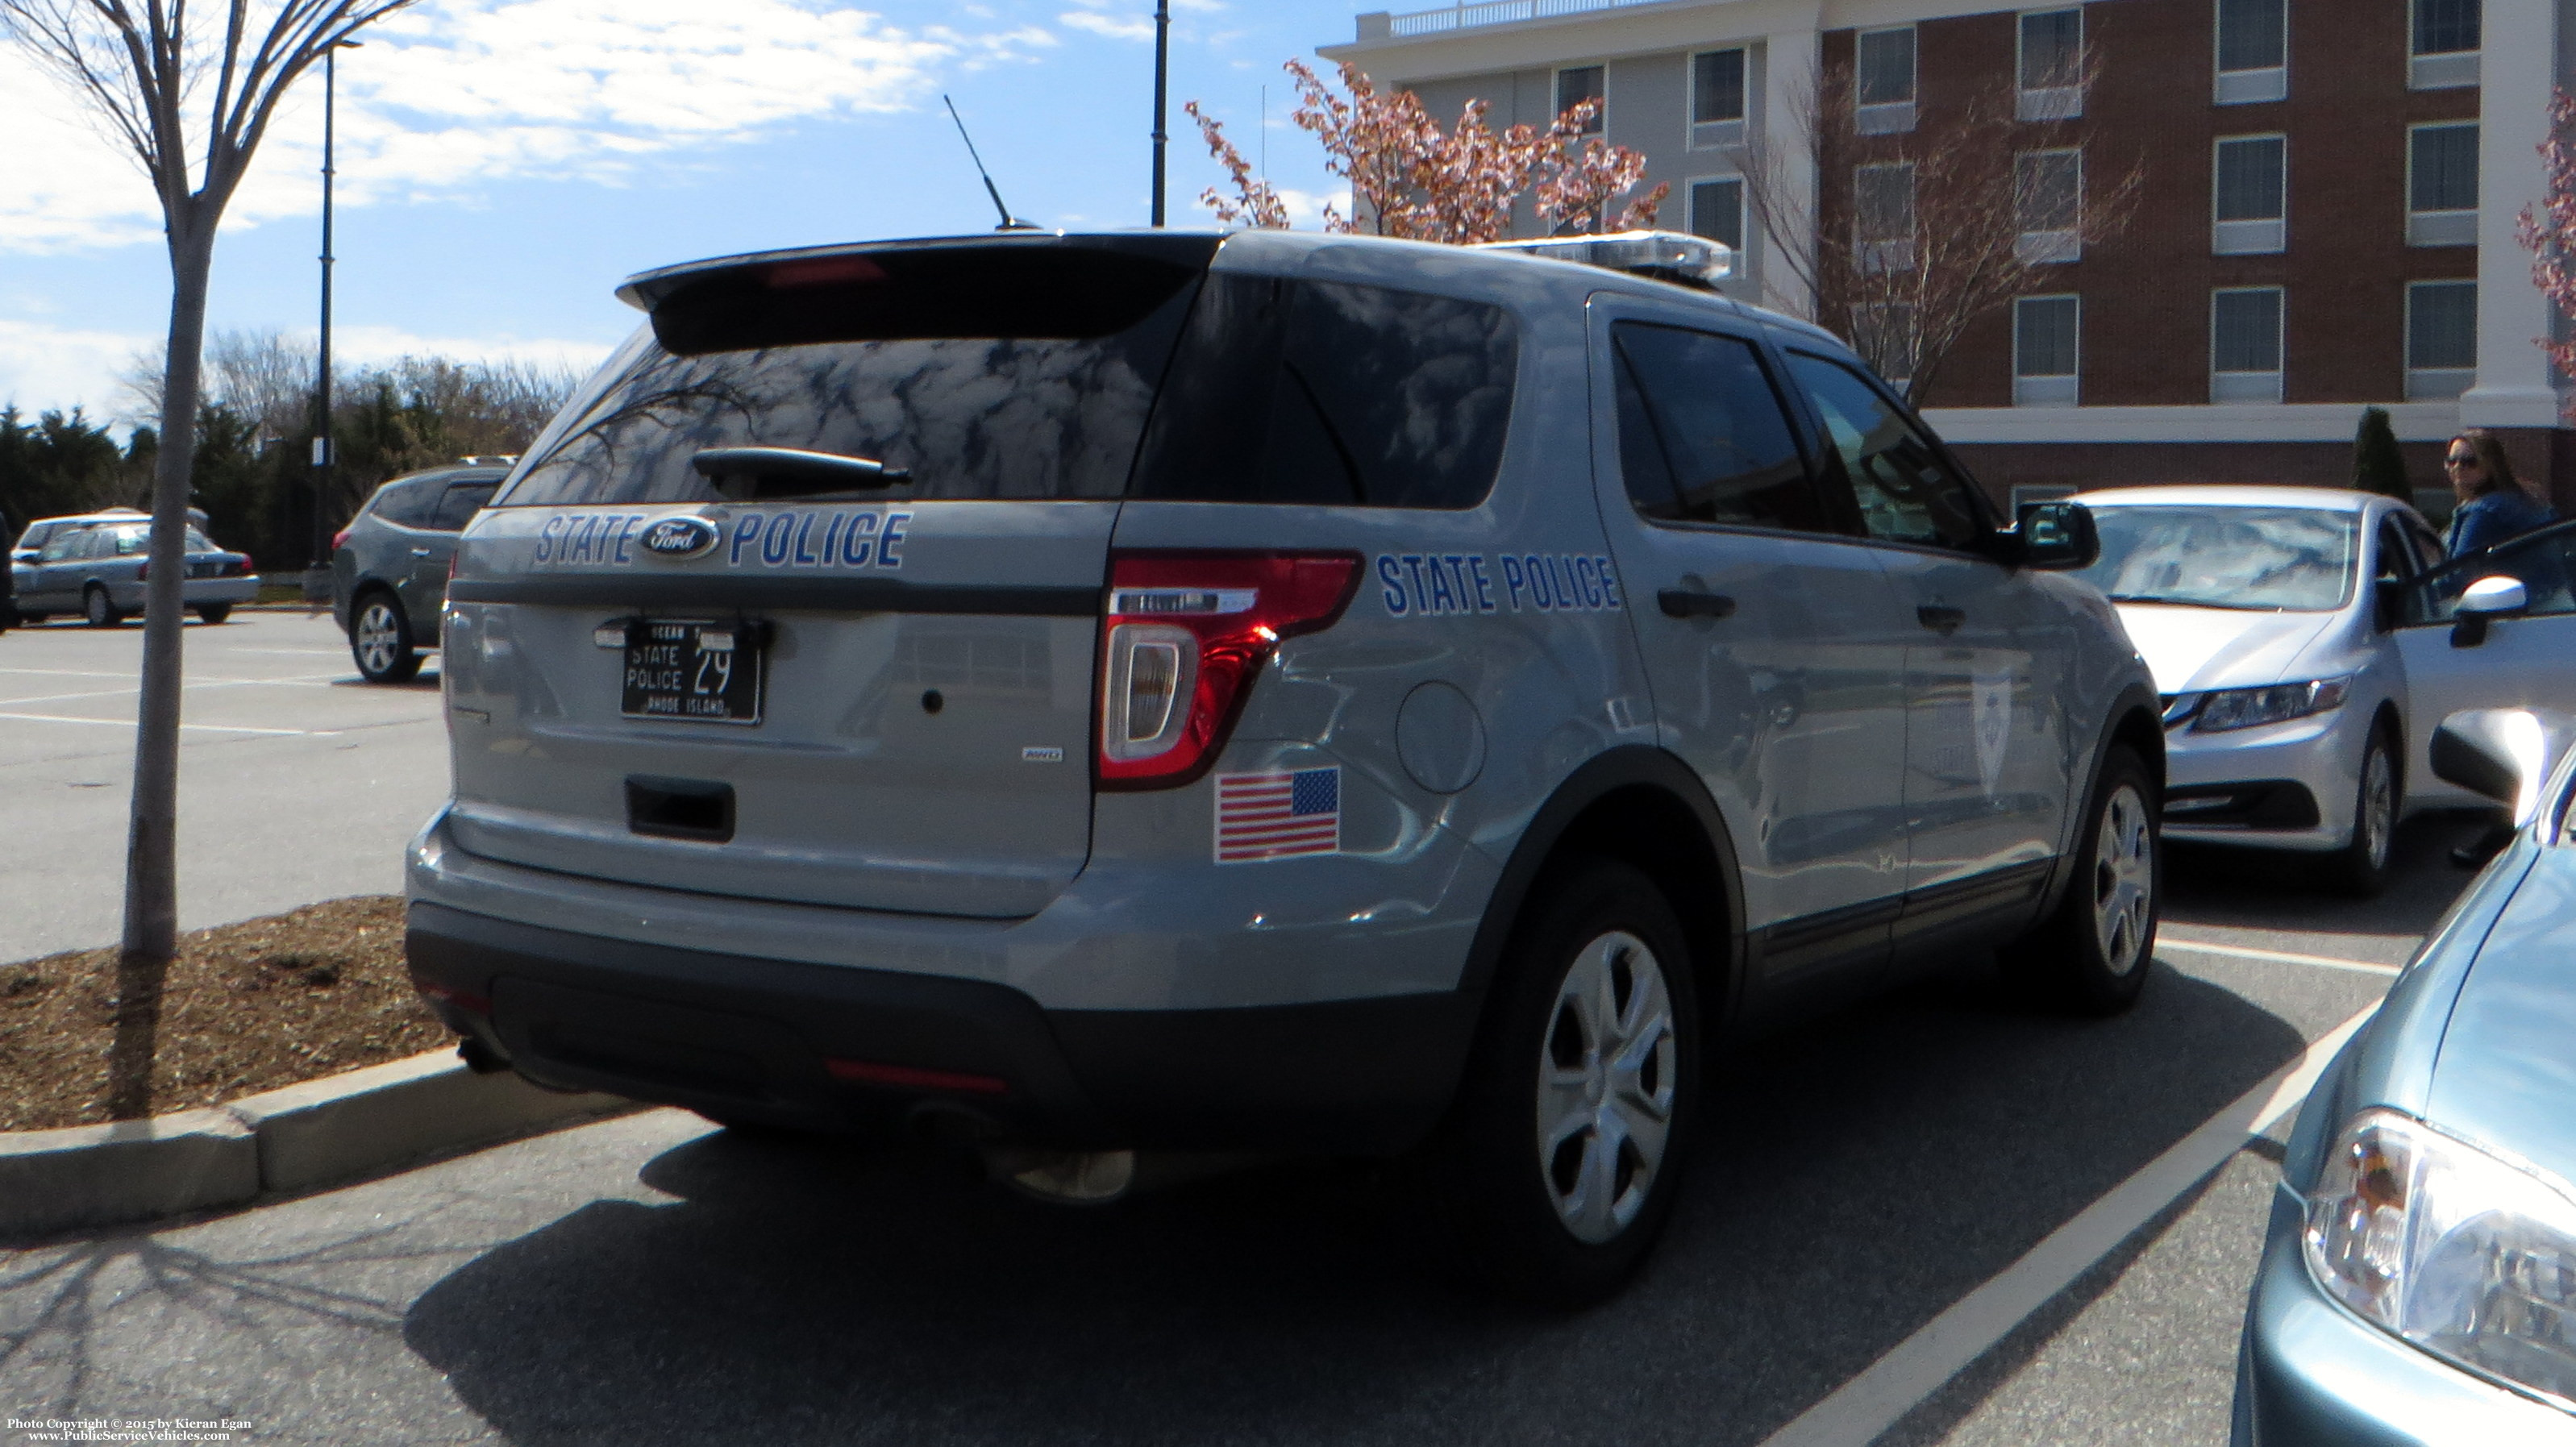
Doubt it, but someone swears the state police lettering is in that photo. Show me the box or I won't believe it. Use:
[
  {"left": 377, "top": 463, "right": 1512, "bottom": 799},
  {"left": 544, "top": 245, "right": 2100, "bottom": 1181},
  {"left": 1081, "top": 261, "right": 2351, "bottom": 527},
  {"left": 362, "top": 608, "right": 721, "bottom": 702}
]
[
  {"left": 531, "top": 509, "right": 913, "bottom": 570},
  {"left": 1375, "top": 552, "right": 1623, "bottom": 615}
]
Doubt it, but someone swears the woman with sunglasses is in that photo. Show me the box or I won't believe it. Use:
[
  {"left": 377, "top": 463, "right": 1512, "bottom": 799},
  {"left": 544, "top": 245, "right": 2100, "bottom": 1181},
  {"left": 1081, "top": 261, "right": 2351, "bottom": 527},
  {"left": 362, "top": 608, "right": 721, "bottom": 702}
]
[{"left": 2441, "top": 427, "right": 2557, "bottom": 559}]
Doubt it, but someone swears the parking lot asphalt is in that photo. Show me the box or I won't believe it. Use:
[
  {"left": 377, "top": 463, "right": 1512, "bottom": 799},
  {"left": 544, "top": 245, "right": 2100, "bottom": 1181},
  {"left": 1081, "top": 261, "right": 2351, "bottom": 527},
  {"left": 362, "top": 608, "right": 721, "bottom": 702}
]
[
  {"left": 0, "top": 610, "right": 448, "bottom": 963},
  {"left": 0, "top": 809, "right": 2496, "bottom": 1447}
]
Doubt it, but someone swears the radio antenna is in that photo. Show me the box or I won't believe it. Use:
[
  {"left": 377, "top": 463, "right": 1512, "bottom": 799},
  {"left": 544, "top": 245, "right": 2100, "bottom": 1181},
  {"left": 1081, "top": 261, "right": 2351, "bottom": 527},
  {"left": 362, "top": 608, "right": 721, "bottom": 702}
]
[{"left": 943, "top": 95, "right": 1037, "bottom": 231}]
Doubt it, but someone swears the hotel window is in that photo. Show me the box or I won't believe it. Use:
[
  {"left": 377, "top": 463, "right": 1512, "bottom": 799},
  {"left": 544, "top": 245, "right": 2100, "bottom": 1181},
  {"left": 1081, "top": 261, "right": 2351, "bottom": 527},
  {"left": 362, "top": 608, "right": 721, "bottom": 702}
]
[
  {"left": 1692, "top": 49, "right": 1747, "bottom": 148},
  {"left": 1557, "top": 65, "right": 1606, "bottom": 133},
  {"left": 2411, "top": 0, "right": 2479, "bottom": 89},
  {"left": 1855, "top": 162, "right": 1916, "bottom": 272},
  {"left": 2018, "top": 8, "right": 2084, "bottom": 122},
  {"left": 2213, "top": 135, "right": 2287, "bottom": 255},
  {"left": 1690, "top": 177, "right": 1746, "bottom": 252},
  {"left": 2214, "top": 0, "right": 2287, "bottom": 104},
  {"left": 1855, "top": 27, "right": 1917, "bottom": 135},
  {"left": 2016, "top": 148, "right": 2082, "bottom": 263},
  {"left": 2406, "top": 281, "right": 2476, "bottom": 398},
  {"left": 2211, "top": 287, "right": 2284, "bottom": 403},
  {"left": 2407, "top": 123, "right": 2478, "bottom": 247},
  {"left": 2014, "top": 295, "right": 2080, "bottom": 406}
]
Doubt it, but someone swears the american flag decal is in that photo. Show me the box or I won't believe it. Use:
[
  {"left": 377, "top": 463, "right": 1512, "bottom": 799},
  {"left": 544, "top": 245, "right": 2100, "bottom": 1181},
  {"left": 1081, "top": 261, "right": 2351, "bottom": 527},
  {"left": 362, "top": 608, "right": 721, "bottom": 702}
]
[{"left": 1214, "top": 767, "right": 1341, "bottom": 863}]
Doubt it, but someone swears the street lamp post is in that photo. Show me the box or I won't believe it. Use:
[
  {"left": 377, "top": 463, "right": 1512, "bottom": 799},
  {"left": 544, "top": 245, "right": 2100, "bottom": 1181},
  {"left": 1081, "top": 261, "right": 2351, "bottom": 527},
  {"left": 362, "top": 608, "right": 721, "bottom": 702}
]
[
  {"left": 308, "top": 40, "right": 360, "bottom": 593},
  {"left": 1150, "top": 0, "right": 1170, "bottom": 226}
]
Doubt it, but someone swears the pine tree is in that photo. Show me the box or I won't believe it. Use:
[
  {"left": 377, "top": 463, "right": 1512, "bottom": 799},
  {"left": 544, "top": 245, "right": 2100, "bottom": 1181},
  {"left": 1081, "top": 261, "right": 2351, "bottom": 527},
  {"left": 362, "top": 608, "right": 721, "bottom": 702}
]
[{"left": 2353, "top": 406, "right": 2412, "bottom": 501}]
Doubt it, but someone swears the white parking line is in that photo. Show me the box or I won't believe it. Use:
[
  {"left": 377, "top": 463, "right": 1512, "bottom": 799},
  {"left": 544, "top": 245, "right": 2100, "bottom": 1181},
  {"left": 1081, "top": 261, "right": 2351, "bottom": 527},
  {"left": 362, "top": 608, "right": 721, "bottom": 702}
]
[
  {"left": 0, "top": 711, "right": 339, "bottom": 738},
  {"left": 2159, "top": 936, "right": 2403, "bottom": 977},
  {"left": 1754, "top": 1003, "right": 2377, "bottom": 1447},
  {"left": 0, "top": 667, "right": 134, "bottom": 678}
]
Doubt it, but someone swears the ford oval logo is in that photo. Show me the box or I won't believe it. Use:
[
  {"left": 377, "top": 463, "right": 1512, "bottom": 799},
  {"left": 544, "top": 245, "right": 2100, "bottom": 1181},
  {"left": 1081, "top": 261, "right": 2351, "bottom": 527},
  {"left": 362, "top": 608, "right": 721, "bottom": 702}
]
[{"left": 639, "top": 515, "right": 720, "bottom": 560}]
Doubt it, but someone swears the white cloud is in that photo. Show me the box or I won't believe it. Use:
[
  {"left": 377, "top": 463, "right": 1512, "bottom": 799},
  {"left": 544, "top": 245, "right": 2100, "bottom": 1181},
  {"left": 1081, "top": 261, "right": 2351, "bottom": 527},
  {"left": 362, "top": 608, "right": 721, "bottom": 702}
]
[
  {"left": 0, "top": 0, "right": 1058, "bottom": 256},
  {"left": 1276, "top": 188, "right": 1348, "bottom": 229},
  {"left": 328, "top": 324, "right": 616, "bottom": 376},
  {"left": 0, "top": 319, "right": 152, "bottom": 421},
  {"left": 1059, "top": 10, "right": 1154, "bottom": 41}
]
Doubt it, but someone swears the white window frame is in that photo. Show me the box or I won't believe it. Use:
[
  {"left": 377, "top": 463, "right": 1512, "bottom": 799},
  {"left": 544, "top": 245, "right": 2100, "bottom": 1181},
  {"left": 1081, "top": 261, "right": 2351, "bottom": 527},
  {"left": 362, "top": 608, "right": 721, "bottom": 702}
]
[
  {"left": 1556, "top": 64, "right": 1608, "bottom": 135},
  {"left": 2212, "top": 0, "right": 2287, "bottom": 104},
  {"left": 2013, "top": 293, "right": 2081, "bottom": 406},
  {"left": 1854, "top": 26, "right": 1918, "bottom": 135},
  {"left": 1690, "top": 48, "right": 1748, "bottom": 149},
  {"left": 2409, "top": 0, "right": 2480, "bottom": 89},
  {"left": 1688, "top": 175, "right": 1747, "bottom": 254},
  {"left": 2406, "top": 121, "right": 2479, "bottom": 247},
  {"left": 2016, "top": 148, "right": 2083, "bottom": 264},
  {"left": 2210, "top": 285, "right": 2285, "bottom": 404},
  {"left": 2212, "top": 133, "right": 2287, "bottom": 256},
  {"left": 2016, "top": 7, "right": 2086, "bottom": 122},
  {"left": 2405, "top": 279, "right": 2478, "bottom": 397},
  {"left": 1854, "top": 160, "right": 1916, "bottom": 272}
]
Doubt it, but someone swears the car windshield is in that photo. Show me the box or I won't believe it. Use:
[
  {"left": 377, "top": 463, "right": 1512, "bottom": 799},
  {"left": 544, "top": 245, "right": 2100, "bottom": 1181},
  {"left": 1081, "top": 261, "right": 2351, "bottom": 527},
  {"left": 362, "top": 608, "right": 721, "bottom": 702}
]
[{"left": 2074, "top": 505, "right": 2358, "bottom": 612}]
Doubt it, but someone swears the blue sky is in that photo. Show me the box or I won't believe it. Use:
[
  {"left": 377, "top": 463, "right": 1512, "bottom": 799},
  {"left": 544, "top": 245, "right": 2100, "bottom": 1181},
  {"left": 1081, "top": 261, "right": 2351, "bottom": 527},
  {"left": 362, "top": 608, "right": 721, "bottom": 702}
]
[{"left": 0, "top": 0, "right": 1383, "bottom": 426}]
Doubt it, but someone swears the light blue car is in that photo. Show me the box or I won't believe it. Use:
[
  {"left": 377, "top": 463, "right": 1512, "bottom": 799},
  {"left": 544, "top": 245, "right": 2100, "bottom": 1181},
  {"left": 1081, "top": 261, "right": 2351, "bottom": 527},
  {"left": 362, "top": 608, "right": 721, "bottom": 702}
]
[{"left": 2234, "top": 707, "right": 2576, "bottom": 1442}]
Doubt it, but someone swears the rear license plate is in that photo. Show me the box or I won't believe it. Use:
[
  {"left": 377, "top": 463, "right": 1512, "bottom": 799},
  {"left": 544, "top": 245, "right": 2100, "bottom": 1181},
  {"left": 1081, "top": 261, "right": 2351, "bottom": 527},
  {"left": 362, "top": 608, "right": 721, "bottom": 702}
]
[{"left": 621, "top": 619, "right": 763, "bottom": 725}]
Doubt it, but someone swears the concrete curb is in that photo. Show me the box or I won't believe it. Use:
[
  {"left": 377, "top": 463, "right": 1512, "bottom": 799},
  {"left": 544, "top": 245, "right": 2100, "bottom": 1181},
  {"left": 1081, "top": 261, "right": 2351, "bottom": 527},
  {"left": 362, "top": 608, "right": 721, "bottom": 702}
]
[{"left": 1, "top": 1050, "right": 629, "bottom": 1241}]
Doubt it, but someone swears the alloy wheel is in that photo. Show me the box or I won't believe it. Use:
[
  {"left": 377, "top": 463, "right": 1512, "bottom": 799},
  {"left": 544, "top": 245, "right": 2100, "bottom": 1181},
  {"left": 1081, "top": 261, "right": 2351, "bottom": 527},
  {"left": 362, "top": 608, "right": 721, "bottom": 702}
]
[
  {"left": 2091, "top": 783, "right": 2155, "bottom": 976},
  {"left": 2359, "top": 744, "right": 2395, "bottom": 873},
  {"left": 1534, "top": 929, "right": 1677, "bottom": 1245},
  {"left": 356, "top": 601, "right": 403, "bottom": 676}
]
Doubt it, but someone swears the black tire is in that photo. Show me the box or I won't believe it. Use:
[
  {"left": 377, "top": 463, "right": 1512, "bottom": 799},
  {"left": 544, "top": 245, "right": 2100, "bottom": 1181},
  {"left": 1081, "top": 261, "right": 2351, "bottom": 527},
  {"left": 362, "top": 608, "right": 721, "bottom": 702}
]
[
  {"left": 349, "top": 591, "right": 421, "bottom": 684},
  {"left": 194, "top": 602, "right": 232, "bottom": 625},
  {"left": 82, "top": 585, "right": 124, "bottom": 628},
  {"left": 1429, "top": 858, "right": 1701, "bottom": 1308},
  {"left": 2321, "top": 726, "right": 2398, "bottom": 898},
  {"left": 2003, "top": 745, "right": 2160, "bottom": 1016}
]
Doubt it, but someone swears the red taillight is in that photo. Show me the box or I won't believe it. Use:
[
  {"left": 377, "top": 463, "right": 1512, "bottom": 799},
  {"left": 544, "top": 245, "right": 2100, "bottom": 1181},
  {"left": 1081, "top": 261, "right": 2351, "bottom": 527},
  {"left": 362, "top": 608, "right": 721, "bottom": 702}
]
[
  {"left": 826, "top": 1058, "right": 1008, "bottom": 1096},
  {"left": 331, "top": 528, "right": 351, "bottom": 553},
  {"left": 1097, "top": 551, "right": 1361, "bottom": 789},
  {"left": 135, "top": 561, "right": 147, "bottom": 580},
  {"left": 237, "top": 554, "right": 253, "bottom": 576},
  {"left": 417, "top": 980, "right": 492, "bottom": 1016}
]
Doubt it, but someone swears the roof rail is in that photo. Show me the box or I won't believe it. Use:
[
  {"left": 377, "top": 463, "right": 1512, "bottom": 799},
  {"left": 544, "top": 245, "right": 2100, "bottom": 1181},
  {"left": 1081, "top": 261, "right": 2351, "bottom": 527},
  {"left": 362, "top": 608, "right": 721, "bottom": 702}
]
[{"left": 1471, "top": 230, "right": 1734, "bottom": 290}]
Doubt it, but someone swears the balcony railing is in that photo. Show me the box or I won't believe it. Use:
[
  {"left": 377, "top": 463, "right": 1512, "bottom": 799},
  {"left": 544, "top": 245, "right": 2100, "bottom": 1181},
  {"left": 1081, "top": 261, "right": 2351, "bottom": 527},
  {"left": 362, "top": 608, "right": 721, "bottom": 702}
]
[{"left": 1375, "top": 0, "right": 1677, "bottom": 40}]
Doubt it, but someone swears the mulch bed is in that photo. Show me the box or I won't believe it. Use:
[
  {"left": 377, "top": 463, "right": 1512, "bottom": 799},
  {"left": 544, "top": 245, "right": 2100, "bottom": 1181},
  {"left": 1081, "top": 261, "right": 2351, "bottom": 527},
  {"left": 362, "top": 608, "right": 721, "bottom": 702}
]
[{"left": 0, "top": 896, "right": 450, "bottom": 1133}]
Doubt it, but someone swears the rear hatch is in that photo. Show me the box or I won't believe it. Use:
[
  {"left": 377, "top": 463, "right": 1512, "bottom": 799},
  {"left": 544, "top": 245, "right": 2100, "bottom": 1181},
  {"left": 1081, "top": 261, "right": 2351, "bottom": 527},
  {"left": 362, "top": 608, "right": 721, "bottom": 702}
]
[{"left": 441, "top": 235, "right": 1218, "bottom": 918}]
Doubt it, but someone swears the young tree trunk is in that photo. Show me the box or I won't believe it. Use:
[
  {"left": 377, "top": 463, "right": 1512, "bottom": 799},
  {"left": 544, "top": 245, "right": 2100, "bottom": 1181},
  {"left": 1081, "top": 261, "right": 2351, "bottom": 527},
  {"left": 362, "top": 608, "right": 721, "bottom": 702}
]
[{"left": 107, "top": 216, "right": 216, "bottom": 1121}]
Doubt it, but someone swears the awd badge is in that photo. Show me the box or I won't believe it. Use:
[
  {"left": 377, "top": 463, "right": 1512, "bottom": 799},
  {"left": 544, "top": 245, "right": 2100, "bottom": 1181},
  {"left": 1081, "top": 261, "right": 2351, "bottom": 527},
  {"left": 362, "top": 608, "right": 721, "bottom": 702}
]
[{"left": 639, "top": 514, "right": 721, "bottom": 560}]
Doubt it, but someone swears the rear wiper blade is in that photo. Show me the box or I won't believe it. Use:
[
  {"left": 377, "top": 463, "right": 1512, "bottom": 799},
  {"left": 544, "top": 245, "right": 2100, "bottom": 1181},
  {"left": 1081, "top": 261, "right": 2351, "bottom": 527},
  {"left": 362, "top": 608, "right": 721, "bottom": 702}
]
[{"left": 692, "top": 447, "right": 912, "bottom": 500}]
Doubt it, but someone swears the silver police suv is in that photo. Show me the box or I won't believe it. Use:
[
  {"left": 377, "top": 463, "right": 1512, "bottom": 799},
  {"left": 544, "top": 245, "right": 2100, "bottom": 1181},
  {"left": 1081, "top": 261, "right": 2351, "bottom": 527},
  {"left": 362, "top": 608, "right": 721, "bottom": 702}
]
[{"left": 406, "top": 230, "right": 2164, "bottom": 1304}]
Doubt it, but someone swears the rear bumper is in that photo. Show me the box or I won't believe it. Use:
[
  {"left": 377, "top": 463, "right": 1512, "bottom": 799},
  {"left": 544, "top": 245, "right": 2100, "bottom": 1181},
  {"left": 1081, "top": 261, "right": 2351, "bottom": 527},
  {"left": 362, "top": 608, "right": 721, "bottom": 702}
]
[{"left": 407, "top": 900, "right": 1481, "bottom": 1153}]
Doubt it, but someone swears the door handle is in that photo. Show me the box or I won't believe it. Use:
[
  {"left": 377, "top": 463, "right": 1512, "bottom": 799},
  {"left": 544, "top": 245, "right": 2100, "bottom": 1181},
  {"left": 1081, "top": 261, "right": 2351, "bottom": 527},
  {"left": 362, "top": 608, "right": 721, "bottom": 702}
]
[
  {"left": 1658, "top": 588, "right": 1737, "bottom": 619},
  {"left": 410, "top": 548, "right": 433, "bottom": 558},
  {"left": 1917, "top": 605, "right": 1966, "bottom": 634}
]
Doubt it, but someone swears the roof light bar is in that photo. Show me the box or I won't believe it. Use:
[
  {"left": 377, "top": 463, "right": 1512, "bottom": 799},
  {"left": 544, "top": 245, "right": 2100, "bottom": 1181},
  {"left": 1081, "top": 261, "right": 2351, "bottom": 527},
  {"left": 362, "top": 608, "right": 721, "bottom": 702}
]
[{"left": 1473, "top": 230, "right": 1736, "bottom": 289}]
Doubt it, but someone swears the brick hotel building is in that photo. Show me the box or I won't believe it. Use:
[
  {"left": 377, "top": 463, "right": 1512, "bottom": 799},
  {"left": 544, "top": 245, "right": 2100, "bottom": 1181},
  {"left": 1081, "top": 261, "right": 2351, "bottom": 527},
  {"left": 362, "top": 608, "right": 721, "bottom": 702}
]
[{"left": 1318, "top": 0, "right": 2576, "bottom": 509}]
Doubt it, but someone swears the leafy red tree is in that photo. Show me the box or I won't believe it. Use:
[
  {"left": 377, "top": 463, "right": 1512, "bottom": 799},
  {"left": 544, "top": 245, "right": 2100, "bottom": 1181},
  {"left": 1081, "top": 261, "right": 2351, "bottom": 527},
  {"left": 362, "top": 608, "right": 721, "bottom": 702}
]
[
  {"left": 2520, "top": 89, "right": 2576, "bottom": 416},
  {"left": 1192, "top": 60, "right": 1664, "bottom": 243}
]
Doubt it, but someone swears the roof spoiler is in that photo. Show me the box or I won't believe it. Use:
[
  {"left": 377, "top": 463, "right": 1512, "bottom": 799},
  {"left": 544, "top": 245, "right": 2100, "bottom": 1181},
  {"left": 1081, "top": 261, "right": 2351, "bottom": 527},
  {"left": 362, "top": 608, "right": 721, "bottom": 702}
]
[{"left": 1471, "top": 230, "right": 1735, "bottom": 291}]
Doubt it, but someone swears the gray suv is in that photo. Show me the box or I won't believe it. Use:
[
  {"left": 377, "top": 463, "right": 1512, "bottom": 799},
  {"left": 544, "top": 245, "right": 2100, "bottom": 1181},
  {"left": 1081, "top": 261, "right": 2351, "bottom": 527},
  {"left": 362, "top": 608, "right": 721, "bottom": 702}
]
[
  {"left": 406, "top": 230, "right": 2163, "bottom": 1303},
  {"left": 332, "top": 465, "right": 506, "bottom": 681}
]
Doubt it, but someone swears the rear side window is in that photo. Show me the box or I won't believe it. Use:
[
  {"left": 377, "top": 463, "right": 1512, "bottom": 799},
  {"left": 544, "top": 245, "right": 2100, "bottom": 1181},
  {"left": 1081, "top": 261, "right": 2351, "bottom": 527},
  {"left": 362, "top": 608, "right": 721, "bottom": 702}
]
[
  {"left": 431, "top": 481, "right": 497, "bottom": 531},
  {"left": 1610, "top": 322, "right": 1823, "bottom": 531},
  {"left": 499, "top": 243, "right": 1207, "bottom": 506},
  {"left": 1129, "top": 274, "right": 1518, "bottom": 509},
  {"left": 1784, "top": 352, "right": 1988, "bottom": 550},
  {"left": 370, "top": 480, "right": 443, "bottom": 528}
]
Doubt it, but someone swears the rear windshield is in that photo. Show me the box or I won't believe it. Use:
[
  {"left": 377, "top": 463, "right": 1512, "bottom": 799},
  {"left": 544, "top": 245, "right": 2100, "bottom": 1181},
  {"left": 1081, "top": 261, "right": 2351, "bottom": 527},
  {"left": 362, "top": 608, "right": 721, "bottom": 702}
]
[
  {"left": 496, "top": 243, "right": 1209, "bottom": 507},
  {"left": 497, "top": 241, "right": 1520, "bottom": 511},
  {"left": 2075, "top": 505, "right": 2359, "bottom": 611},
  {"left": 99, "top": 526, "right": 218, "bottom": 555}
]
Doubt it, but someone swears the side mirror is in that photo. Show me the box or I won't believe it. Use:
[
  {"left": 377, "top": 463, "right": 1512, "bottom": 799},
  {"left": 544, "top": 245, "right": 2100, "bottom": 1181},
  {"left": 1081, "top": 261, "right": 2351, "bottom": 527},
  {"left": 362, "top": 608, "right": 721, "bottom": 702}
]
[
  {"left": 2004, "top": 501, "right": 2100, "bottom": 571},
  {"left": 2450, "top": 575, "right": 2528, "bottom": 648},
  {"left": 2431, "top": 708, "right": 2572, "bottom": 826}
]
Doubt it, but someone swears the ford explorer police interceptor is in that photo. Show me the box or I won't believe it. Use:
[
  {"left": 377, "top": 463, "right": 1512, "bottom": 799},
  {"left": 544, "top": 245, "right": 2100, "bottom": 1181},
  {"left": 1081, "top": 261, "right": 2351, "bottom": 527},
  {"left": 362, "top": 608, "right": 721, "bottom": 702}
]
[{"left": 404, "top": 228, "right": 2163, "bottom": 1305}]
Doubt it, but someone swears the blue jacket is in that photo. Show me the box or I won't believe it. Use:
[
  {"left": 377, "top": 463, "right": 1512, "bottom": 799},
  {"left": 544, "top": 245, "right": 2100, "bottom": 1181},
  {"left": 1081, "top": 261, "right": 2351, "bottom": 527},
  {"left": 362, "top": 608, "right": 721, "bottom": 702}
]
[{"left": 2446, "top": 488, "right": 2559, "bottom": 559}]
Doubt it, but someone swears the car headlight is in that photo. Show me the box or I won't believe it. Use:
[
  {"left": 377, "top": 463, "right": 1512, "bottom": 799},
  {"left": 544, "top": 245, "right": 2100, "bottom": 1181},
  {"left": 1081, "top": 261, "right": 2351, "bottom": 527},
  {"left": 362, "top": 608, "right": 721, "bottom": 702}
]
[
  {"left": 2304, "top": 1109, "right": 2576, "bottom": 1413},
  {"left": 2191, "top": 676, "right": 2349, "bottom": 732}
]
